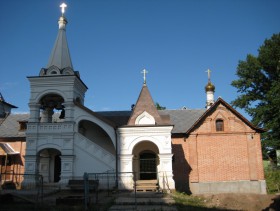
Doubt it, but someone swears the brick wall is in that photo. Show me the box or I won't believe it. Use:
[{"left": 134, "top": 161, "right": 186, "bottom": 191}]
[
  {"left": 172, "top": 104, "right": 264, "bottom": 192},
  {"left": 0, "top": 140, "right": 26, "bottom": 175}
]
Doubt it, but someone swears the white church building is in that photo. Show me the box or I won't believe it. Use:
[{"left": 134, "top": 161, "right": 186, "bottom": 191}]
[
  {"left": 22, "top": 4, "right": 266, "bottom": 194},
  {"left": 24, "top": 5, "right": 174, "bottom": 190}
]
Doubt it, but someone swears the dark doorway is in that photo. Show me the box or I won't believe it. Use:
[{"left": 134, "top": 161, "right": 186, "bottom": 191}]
[
  {"left": 54, "top": 154, "right": 61, "bottom": 183},
  {"left": 38, "top": 148, "right": 61, "bottom": 183},
  {"left": 139, "top": 152, "right": 157, "bottom": 180}
]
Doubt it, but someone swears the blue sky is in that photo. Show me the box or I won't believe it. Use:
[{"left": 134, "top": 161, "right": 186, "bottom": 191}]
[{"left": 0, "top": 0, "right": 279, "bottom": 120}]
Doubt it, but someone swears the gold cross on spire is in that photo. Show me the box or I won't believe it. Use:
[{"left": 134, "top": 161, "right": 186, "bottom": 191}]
[
  {"left": 141, "top": 69, "right": 148, "bottom": 84},
  {"left": 60, "top": 3, "right": 67, "bottom": 16},
  {"left": 206, "top": 69, "right": 211, "bottom": 82}
]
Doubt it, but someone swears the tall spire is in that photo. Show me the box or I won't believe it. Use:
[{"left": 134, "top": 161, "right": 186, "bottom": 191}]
[
  {"left": 47, "top": 3, "right": 73, "bottom": 70},
  {"left": 205, "top": 69, "right": 215, "bottom": 109}
]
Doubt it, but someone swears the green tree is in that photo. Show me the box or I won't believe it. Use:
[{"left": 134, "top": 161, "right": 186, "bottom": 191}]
[
  {"left": 231, "top": 33, "right": 280, "bottom": 150},
  {"left": 155, "top": 102, "right": 166, "bottom": 110}
]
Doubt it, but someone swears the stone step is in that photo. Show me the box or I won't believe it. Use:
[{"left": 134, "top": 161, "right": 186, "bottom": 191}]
[
  {"left": 136, "top": 180, "right": 157, "bottom": 184},
  {"left": 135, "top": 180, "right": 159, "bottom": 192},
  {"left": 115, "top": 197, "right": 175, "bottom": 205},
  {"left": 124, "top": 192, "right": 165, "bottom": 198},
  {"left": 109, "top": 205, "right": 177, "bottom": 211},
  {"left": 136, "top": 183, "right": 157, "bottom": 186},
  {"left": 109, "top": 192, "right": 177, "bottom": 211},
  {"left": 135, "top": 185, "right": 158, "bottom": 189},
  {"left": 136, "top": 186, "right": 158, "bottom": 192}
]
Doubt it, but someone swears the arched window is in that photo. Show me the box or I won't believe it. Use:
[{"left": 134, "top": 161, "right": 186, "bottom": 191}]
[{"left": 216, "top": 119, "right": 224, "bottom": 131}]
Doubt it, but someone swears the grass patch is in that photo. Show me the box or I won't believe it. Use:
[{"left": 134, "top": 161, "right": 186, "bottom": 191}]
[
  {"left": 265, "top": 168, "right": 280, "bottom": 194},
  {"left": 172, "top": 191, "right": 205, "bottom": 207},
  {"left": 171, "top": 191, "right": 218, "bottom": 211}
]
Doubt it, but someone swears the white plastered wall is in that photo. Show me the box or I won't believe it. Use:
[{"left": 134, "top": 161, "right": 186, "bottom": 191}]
[{"left": 117, "top": 126, "right": 175, "bottom": 190}]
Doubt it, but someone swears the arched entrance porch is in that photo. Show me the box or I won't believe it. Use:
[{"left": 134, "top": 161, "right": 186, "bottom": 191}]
[
  {"left": 132, "top": 141, "right": 159, "bottom": 181},
  {"left": 37, "top": 148, "right": 61, "bottom": 183},
  {"left": 117, "top": 125, "right": 175, "bottom": 190}
]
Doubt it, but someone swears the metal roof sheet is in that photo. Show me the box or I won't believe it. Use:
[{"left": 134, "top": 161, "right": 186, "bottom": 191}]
[
  {"left": 47, "top": 17, "right": 73, "bottom": 69},
  {"left": 0, "top": 109, "right": 206, "bottom": 138},
  {"left": 0, "top": 114, "right": 29, "bottom": 138},
  {"left": 97, "top": 109, "right": 205, "bottom": 133},
  {"left": 0, "top": 143, "right": 19, "bottom": 155},
  {"left": 159, "top": 109, "right": 206, "bottom": 133}
]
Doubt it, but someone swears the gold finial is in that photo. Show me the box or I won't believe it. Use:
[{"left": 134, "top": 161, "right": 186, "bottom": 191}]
[
  {"left": 205, "top": 69, "right": 215, "bottom": 92},
  {"left": 60, "top": 3, "right": 67, "bottom": 16},
  {"left": 141, "top": 69, "right": 148, "bottom": 84},
  {"left": 206, "top": 69, "right": 211, "bottom": 82}
]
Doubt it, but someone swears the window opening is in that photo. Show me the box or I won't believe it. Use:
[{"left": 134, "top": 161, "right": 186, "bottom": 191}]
[{"left": 216, "top": 119, "right": 224, "bottom": 131}]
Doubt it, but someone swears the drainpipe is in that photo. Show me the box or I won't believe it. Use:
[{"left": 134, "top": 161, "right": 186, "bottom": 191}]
[
  {"left": 4, "top": 153, "right": 8, "bottom": 181},
  {"left": 115, "top": 128, "right": 118, "bottom": 189}
]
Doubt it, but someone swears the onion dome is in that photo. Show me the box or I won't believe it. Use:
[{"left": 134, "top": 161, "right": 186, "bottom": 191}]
[{"left": 205, "top": 82, "right": 215, "bottom": 92}]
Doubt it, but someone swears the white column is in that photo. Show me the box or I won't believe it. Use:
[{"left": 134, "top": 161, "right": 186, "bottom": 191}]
[
  {"left": 60, "top": 155, "right": 74, "bottom": 185},
  {"left": 63, "top": 102, "right": 74, "bottom": 121},
  {"left": 22, "top": 155, "right": 38, "bottom": 188},
  {"left": 41, "top": 107, "right": 54, "bottom": 123},
  {"left": 158, "top": 153, "right": 175, "bottom": 191},
  {"left": 28, "top": 103, "right": 40, "bottom": 122},
  {"left": 118, "top": 154, "right": 134, "bottom": 189}
]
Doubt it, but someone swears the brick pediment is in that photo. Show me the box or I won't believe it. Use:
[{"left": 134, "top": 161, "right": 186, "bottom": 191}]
[{"left": 127, "top": 84, "right": 168, "bottom": 125}]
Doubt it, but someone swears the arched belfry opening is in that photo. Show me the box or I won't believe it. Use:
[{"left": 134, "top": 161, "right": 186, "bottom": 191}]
[
  {"left": 39, "top": 94, "right": 65, "bottom": 122},
  {"left": 37, "top": 148, "right": 61, "bottom": 183},
  {"left": 132, "top": 141, "right": 159, "bottom": 180}
]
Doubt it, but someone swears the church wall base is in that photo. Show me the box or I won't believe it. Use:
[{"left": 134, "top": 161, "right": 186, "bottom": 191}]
[
  {"left": 190, "top": 180, "right": 267, "bottom": 194},
  {"left": 117, "top": 173, "right": 135, "bottom": 190}
]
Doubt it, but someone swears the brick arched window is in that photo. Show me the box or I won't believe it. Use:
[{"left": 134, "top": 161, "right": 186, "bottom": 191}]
[{"left": 216, "top": 119, "right": 224, "bottom": 131}]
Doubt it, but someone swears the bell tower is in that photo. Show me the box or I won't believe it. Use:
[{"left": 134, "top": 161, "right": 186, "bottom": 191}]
[
  {"left": 27, "top": 3, "right": 87, "bottom": 123},
  {"left": 24, "top": 3, "right": 87, "bottom": 184}
]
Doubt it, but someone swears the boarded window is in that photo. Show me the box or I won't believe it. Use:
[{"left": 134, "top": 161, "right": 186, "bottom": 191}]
[
  {"left": 216, "top": 119, "right": 224, "bottom": 131},
  {"left": 19, "top": 121, "right": 27, "bottom": 131}
]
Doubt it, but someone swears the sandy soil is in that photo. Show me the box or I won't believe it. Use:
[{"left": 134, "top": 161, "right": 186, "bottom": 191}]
[{"left": 199, "top": 193, "right": 280, "bottom": 211}]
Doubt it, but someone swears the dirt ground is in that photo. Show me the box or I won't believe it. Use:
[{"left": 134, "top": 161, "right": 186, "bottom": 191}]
[
  {"left": 52, "top": 191, "right": 280, "bottom": 211},
  {"left": 1, "top": 190, "right": 280, "bottom": 210},
  {"left": 198, "top": 193, "right": 280, "bottom": 211},
  {"left": 48, "top": 191, "right": 280, "bottom": 210}
]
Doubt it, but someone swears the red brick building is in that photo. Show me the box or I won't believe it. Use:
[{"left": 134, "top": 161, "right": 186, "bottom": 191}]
[
  {"left": 0, "top": 95, "right": 27, "bottom": 184},
  {"left": 172, "top": 98, "right": 266, "bottom": 194}
]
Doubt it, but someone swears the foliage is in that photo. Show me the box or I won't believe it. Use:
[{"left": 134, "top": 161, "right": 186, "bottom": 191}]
[
  {"left": 172, "top": 192, "right": 208, "bottom": 210},
  {"left": 155, "top": 102, "right": 166, "bottom": 110},
  {"left": 264, "top": 168, "right": 280, "bottom": 194},
  {"left": 231, "top": 33, "right": 280, "bottom": 149}
]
